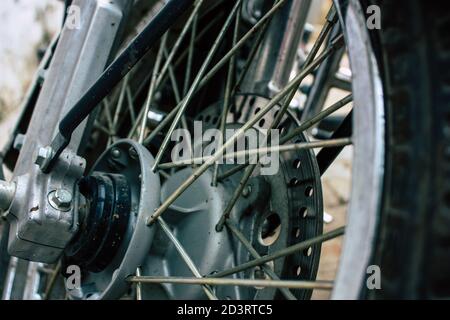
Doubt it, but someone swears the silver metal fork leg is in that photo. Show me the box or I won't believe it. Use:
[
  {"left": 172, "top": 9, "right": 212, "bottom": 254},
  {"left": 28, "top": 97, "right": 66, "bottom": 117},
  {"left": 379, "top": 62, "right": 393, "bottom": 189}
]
[
  {"left": 242, "top": 0, "right": 312, "bottom": 96},
  {"left": 5, "top": 0, "right": 133, "bottom": 263}
]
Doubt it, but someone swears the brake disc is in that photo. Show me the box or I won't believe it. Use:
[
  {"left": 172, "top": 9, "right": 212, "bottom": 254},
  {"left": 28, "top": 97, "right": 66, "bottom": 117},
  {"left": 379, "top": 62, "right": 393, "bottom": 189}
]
[{"left": 138, "top": 94, "right": 323, "bottom": 300}]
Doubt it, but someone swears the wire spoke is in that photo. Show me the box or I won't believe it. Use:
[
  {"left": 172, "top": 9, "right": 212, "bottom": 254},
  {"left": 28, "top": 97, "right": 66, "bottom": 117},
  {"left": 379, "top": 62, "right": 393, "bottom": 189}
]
[
  {"left": 158, "top": 138, "right": 351, "bottom": 170},
  {"left": 225, "top": 221, "right": 297, "bottom": 300},
  {"left": 218, "top": 5, "right": 336, "bottom": 229},
  {"left": 43, "top": 261, "right": 61, "bottom": 300},
  {"left": 128, "top": 7, "right": 223, "bottom": 144},
  {"left": 147, "top": 34, "right": 344, "bottom": 225},
  {"left": 173, "top": 12, "right": 224, "bottom": 71},
  {"left": 137, "top": 34, "right": 168, "bottom": 143},
  {"left": 216, "top": 12, "right": 341, "bottom": 230},
  {"left": 156, "top": 0, "right": 206, "bottom": 92},
  {"left": 281, "top": 94, "right": 353, "bottom": 144},
  {"left": 217, "top": 163, "right": 247, "bottom": 181},
  {"left": 198, "top": 0, "right": 286, "bottom": 92},
  {"left": 131, "top": 10, "right": 223, "bottom": 125},
  {"left": 87, "top": 2, "right": 352, "bottom": 300},
  {"left": 135, "top": 267, "right": 143, "bottom": 300},
  {"left": 94, "top": 121, "right": 114, "bottom": 136},
  {"left": 125, "top": 10, "right": 223, "bottom": 143},
  {"left": 164, "top": 48, "right": 182, "bottom": 104},
  {"left": 143, "top": 0, "right": 287, "bottom": 147},
  {"left": 183, "top": 14, "right": 198, "bottom": 95},
  {"left": 126, "top": 86, "right": 136, "bottom": 123},
  {"left": 152, "top": 0, "right": 244, "bottom": 170},
  {"left": 317, "top": 111, "right": 353, "bottom": 175},
  {"left": 141, "top": 12, "right": 224, "bottom": 146},
  {"left": 112, "top": 74, "right": 129, "bottom": 133},
  {"left": 163, "top": 47, "right": 191, "bottom": 140},
  {"left": 231, "top": 21, "right": 270, "bottom": 96},
  {"left": 102, "top": 98, "right": 116, "bottom": 146},
  {"left": 158, "top": 218, "right": 218, "bottom": 300},
  {"left": 212, "top": 6, "right": 241, "bottom": 186},
  {"left": 216, "top": 163, "right": 255, "bottom": 230},
  {"left": 216, "top": 94, "right": 352, "bottom": 180},
  {"left": 212, "top": 227, "right": 345, "bottom": 279},
  {"left": 127, "top": 276, "right": 334, "bottom": 291}
]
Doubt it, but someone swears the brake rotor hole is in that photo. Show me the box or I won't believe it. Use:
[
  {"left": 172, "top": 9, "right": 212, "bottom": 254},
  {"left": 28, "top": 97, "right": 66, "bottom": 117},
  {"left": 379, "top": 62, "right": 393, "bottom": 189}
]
[
  {"left": 259, "top": 118, "right": 266, "bottom": 127},
  {"left": 260, "top": 213, "right": 281, "bottom": 246},
  {"left": 289, "top": 178, "right": 299, "bottom": 187},
  {"left": 299, "top": 207, "right": 308, "bottom": 218},
  {"left": 304, "top": 247, "right": 312, "bottom": 257},
  {"left": 305, "top": 186, "right": 314, "bottom": 197}
]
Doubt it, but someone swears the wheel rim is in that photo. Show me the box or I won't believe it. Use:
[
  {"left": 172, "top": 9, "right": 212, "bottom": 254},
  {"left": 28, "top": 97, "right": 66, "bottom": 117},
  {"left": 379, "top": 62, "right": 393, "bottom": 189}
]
[{"left": 332, "top": 0, "right": 385, "bottom": 299}]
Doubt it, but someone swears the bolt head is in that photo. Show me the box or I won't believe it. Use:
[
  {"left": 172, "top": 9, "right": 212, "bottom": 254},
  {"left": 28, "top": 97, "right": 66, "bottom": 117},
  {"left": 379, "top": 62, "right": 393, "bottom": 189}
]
[
  {"left": 111, "top": 148, "right": 121, "bottom": 159},
  {"left": 35, "top": 146, "right": 54, "bottom": 168},
  {"left": 128, "top": 147, "right": 138, "bottom": 159},
  {"left": 48, "top": 188, "right": 72, "bottom": 211}
]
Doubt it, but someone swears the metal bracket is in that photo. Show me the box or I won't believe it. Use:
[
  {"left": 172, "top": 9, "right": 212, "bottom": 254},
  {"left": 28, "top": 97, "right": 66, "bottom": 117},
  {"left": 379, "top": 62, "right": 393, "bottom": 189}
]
[{"left": 2, "top": 0, "right": 134, "bottom": 263}]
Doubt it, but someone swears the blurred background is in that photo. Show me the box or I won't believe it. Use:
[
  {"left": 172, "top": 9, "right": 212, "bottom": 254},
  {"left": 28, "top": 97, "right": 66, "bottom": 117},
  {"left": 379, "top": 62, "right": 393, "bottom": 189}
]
[{"left": 0, "top": 0, "right": 63, "bottom": 148}]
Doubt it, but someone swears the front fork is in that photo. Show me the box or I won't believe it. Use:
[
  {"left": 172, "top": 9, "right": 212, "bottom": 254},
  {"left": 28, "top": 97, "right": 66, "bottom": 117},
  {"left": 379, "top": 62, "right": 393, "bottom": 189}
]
[
  {"left": 242, "top": 0, "right": 312, "bottom": 95},
  {"left": 0, "top": 0, "right": 133, "bottom": 263}
]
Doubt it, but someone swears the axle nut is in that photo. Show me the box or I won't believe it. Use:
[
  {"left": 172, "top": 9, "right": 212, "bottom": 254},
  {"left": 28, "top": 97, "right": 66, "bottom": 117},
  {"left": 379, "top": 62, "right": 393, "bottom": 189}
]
[{"left": 48, "top": 188, "right": 72, "bottom": 211}]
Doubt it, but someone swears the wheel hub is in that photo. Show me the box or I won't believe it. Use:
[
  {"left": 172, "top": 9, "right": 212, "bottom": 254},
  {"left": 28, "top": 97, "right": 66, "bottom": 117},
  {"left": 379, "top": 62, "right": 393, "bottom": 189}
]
[
  {"left": 64, "top": 140, "right": 160, "bottom": 300},
  {"left": 137, "top": 94, "right": 324, "bottom": 300},
  {"left": 63, "top": 173, "right": 131, "bottom": 273}
]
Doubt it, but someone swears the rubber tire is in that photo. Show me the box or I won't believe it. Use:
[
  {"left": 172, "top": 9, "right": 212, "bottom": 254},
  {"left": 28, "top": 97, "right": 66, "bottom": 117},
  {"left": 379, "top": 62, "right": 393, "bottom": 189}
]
[{"left": 362, "top": 0, "right": 450, "bottom": 299}]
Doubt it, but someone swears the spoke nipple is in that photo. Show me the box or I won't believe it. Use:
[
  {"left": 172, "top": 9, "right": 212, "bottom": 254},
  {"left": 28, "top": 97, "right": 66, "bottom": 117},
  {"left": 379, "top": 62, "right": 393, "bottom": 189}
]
[
  {"left": 146, "top": 216, "right": 154, "bottom": 226},
  {"left": 242, "top": 185, "right": 252, "bottom": 198},
  {"left": 215, "top": 220, "right": 226, "bottom": 232}
]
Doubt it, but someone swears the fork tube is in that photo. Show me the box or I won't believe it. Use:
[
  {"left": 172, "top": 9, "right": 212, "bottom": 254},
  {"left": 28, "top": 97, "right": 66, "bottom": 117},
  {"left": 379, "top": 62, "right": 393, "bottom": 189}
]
[{"left": 242, "top": 0, "right": 312, "bottom": 96}]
